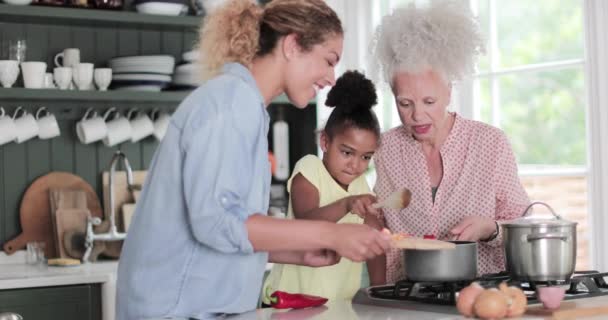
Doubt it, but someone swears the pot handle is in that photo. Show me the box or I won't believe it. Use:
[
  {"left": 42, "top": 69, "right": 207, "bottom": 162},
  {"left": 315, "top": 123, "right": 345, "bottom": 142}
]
[
  {"left": 526, "top": 232, "right": 569, "bottom": 242},
  {"left": 522, "top": 201, "right": 562, "bottom": 220}
]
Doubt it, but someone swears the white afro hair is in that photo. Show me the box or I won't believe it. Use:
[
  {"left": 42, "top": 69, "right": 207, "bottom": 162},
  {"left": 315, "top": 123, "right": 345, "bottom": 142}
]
[{"left": 369, "top": 0, "right": 485, "bottom": 84}]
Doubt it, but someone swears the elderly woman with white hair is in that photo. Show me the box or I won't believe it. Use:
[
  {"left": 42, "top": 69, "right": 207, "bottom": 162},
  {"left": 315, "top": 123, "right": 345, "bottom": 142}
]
[{"left": 368, "top": 1, "right": 531, "bottom": 284}]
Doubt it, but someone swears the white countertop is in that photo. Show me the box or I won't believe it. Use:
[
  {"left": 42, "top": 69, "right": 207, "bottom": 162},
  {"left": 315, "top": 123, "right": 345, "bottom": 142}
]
[
  {"left": 0, "top": 251, "right": 118, "bottom": 290},
  {"left": 229, "top": 296, "right": 608, "bottom": 320}
]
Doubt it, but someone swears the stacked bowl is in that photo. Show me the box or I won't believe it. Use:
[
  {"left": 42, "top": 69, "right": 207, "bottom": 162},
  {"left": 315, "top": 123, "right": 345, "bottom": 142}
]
[
  {"left": 109, "top": 55, "right": 175, "bottom": 92},
  {"left": 134, "top": 0, "right": 188, "bottom": 16},
  {"left": 171, "top": 50, "right": 202, "bottom": 90}
]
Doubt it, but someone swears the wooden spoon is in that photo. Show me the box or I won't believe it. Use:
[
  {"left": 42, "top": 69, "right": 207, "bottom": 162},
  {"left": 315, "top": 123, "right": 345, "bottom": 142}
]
[
  {"left": 372, "top": 188, "right": 412, "bottom": 210},
  {"left": 392, "top": 237, "right": 456, "bottom": 250}
]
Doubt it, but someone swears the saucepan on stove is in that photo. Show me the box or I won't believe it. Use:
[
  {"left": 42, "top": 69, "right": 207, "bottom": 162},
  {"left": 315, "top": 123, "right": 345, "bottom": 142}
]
[
  {"left": 502, "top": 201, "right": 577, "bottom": 282},
  {"left": 402, "top": 241, "right": 478, "bottom": 282}
]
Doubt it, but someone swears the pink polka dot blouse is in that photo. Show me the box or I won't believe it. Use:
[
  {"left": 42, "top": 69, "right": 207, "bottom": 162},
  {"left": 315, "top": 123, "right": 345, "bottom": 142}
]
[{"left": 373, "top": 113, "right": 530, "bottom": 283}]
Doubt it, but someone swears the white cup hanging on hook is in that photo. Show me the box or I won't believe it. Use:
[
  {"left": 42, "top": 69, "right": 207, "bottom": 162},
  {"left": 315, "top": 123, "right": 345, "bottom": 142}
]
[
  {"left": 12, "top": 107, "right": 39, "bottom": 144},
  {"left": 127, "top": 108, "right": 154, "bottom": 143},
  {"left": 35, "top": 107, "right": 60, "bottom": 140},
  {"left": 0, "top": 107, "right": 17, "bottom": 145},
  {"left": 76, "top": 107, "right": 108, "bottom": 144},
  {"left": 102, "top": 107, "right": 132, "bottom": 147},
  {"left": 150, "top": 108, "right": 170, "bottom": 142}
]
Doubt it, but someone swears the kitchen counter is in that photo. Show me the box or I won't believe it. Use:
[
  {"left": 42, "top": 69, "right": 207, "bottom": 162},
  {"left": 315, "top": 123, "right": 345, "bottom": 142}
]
[
  {"left": 0, "top": 252, "right": 118, "bottom": 320},
  {"left": 0, "top": 251, "right": 276, "bottom": 320},
  {"left": 228, "top": 295, "right": 608, "bottom": 320}
]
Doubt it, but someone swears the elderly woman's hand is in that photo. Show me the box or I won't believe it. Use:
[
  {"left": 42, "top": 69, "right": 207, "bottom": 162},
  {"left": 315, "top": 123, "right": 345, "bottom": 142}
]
[{"left": 449, "top": 216, "right": 497, "bottom": 242}]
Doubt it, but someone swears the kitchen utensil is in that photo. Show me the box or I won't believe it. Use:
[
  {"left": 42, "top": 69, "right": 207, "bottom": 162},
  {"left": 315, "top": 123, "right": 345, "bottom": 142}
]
[
  {"left": 372, "top": 188, "right": 412, "bottom": 210},
  {"left": 122, "top": 203, "right": 136, "bottom": 231},
  {"left": 101, "top": 170, "right": 146, "bottom": 258},
  {"left": 63, "top": 229, "right": 105, "bottom": 261},
  {"left": 0, "top": 313, "right": 23, "bottom": 320},
  {"left": 403, "top": 241, "right": 477, "bottom": 282},
  {"left": 392, "top": 237, "right": 456, "bottom": 250},
  {"left": 502, "top": 201, "right": 577, "bottom": 282},
  {"left": 273, "top": 107, "right": 289, "bottom": 180},
  {"left": 12, "top": 106, "right": 39, "bottom": 144},
  {"left": 3, "top": 172, "right": 103, "bottom": 257},
  {"left": 47, "top": 257, "right": 81, "bottom": 266},
  {"left": 0, "top": 60, "right": 20, "bottom": 88},
  {"left": 20, "top": 61, "right": 46, "bottom": 89},
  {"left": 53, "top": 208, "right": 90, "bottom": 259},
  {"left": 552, "top": 306, "right": 608, "bottom": 320}
]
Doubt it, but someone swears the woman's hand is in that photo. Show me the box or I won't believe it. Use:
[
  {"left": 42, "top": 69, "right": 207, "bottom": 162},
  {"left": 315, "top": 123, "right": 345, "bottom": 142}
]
[
  {"left": 301, "top": 249, "right": 340, "bottom": 267},
  {"left": 346, "top": 194, "right": 380, "bottom": 219},
  {"left": 450, "top": 216, "right": 496, "bottom": 241},
  {"left": 364, "top": 213, "right": 385, "bottom": 230},
  {"left": 329, "top": 223, "right": 392, "bottom": 262}
]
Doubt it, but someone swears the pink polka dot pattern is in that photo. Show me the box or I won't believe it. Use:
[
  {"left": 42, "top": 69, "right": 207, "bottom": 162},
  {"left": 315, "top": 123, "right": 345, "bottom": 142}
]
[{"left": 374, "top": 113, "right": 531, "bottom": 283}]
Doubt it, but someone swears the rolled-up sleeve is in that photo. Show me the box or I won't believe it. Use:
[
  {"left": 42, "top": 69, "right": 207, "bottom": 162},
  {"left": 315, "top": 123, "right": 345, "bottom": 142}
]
[
  {"left": 181, "top": 101, "right": 259, "bottom": 254},
  {"left": 488, "top": 133, "right": 531, "bottom": 247}
]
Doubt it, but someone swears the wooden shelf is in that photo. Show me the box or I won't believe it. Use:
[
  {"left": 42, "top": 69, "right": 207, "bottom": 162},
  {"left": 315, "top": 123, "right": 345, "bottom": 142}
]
[
  {"left": 0, "top": 87, "right": 190, "bottom": 103},
  {"left": 0, "top": 88, "right": 311, "bottom": 105},
  {"left": 0, "top": 4, "right": 202, "bottom": 30}
]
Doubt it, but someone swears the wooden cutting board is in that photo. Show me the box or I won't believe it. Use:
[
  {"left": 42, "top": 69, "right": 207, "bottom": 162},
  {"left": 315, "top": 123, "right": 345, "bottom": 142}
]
[
  {"left": 392, "top": 238, "right": 456, "bottom": 250},
  {"left": 526, "top": 296, "right": 608, "bottom": 319},
  {"left": 54, "top": 208, "right": 90, "bottom": 259},
  {"left": 101, "top": 170, "right": 147, "bottom": 258},
  {"left": 3, "top": 172, "right": 103, "bottom": 258}
]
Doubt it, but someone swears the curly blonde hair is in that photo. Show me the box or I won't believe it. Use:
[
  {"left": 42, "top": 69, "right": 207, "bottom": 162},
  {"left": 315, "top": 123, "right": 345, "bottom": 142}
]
[
  {"left": 369, "top": 0, "right": 485, "bottom": 85},
  {"left": 198, "top": 0, "right": 343, "bottom": 80}
]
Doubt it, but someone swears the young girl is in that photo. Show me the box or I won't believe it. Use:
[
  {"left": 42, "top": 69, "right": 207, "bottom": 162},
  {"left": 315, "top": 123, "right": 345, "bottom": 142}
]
[
  {"left": 116, "top": 1, "right": 391, "bottom": 319},
  {"left": 262, "top": 70, "right": 385, "bottom": 304}
]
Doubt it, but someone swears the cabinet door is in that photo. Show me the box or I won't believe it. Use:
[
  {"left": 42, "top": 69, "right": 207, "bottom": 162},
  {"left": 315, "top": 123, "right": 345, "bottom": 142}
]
[{"left": 0, "top": 284, "right": 101, "bottom": 320}]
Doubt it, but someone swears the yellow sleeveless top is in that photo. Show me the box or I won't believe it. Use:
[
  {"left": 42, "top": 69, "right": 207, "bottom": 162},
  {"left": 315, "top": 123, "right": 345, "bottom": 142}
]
[{"left": 262, "top": 155, "right": 371, "bottom": 303}]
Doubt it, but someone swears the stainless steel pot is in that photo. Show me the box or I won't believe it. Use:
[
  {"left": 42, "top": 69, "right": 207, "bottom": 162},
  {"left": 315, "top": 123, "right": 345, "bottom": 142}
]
[
  {"left": 502, "top": 202, "right": 577, "bottom": 282},
  {"left": 403, "top": 241, "right": 478, "bottom": 281}
]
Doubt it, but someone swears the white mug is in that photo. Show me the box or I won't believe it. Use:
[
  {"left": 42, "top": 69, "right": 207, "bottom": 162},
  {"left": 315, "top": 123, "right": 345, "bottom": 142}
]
[
  {"left": 93, "top": 68, "right": 112, "bottom": 91},
  {"left": 20, "top": 61, "right": 47, "bottom": 89},
  {"left": 102, "top": 108, "right": 132, "bottom": 147},
  {"left": 53, "top": 67, "right": 72, "bottom": 90},
  {"left": 12, "top": 107, "right": 39, "bottom": 144},
  {"left": 35, "top": 107, "right": 60, "bottom": 140},
  {"left": 127, "top": 108, "right": 154, "bottom": 143},
  {"left": 0, "top": 107, "right": 17, "bottom": 145},
  {"left": 76, "top": 108, "right": 108, "bottom": 144},
  {"left": 43, "top": 73, "right": 55, "bottom": 89},
  {"left": 151, "top": 109, "right": 170, "bottom": 141},
  {"left": 0, "top": 60, "right": 20, "bottom": 88},
  {"left": 73, "top": 63, "right": 94, "bottom": 90},
  {"left": 54, "top": 48, "right": 80, "bottom": 68}
]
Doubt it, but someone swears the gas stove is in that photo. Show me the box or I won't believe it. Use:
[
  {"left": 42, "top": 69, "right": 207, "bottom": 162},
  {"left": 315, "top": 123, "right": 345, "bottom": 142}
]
[{"left": 352, "top": 271, "right": 608, "bottom": 315}]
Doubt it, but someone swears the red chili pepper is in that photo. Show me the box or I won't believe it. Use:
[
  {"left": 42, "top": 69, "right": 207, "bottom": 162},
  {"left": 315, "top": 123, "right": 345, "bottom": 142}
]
[
  {"left": 423, "top": 234, "right": 436, "bottom": 239},
  {"left": 266, "top": 287, "right": 328, "bottom": 309}
]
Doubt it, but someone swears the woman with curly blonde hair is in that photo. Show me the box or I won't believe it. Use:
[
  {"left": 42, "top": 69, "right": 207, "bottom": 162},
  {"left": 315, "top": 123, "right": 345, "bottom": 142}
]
[
  {"left": 369, "top": 0, "right": 530, "bottom": 284},
  {"left": 116, "top": 1, "right": 391, "bottom": 319}
]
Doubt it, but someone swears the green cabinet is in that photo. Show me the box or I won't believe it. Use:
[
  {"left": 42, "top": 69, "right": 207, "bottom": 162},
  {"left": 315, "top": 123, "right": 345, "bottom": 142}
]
[{"left": 0, "top": 284, "right": 101, "bottom": 320}]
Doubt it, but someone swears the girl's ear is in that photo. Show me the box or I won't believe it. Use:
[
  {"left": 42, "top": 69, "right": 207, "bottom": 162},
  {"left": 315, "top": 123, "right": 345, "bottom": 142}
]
[
  {"left": 319, "top": 131, "right": 330, "bottom": 152},
  {"left": 281, "top": 33, "right": 300, "bottom": 60}
]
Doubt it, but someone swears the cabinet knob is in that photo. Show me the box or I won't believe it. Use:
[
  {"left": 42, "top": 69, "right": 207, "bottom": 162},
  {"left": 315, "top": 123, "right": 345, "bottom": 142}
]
[{"left": 0, "top": 313, "right": 23, "bottom": 320}]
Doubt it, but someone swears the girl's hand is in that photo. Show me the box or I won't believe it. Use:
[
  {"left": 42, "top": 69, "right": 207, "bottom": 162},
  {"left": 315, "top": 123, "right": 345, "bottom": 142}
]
[
  {"left": 450, "top": 216, "right": 496, "bottom": 241},
  {"left": 301, "top": 249, "right": 340, "bottom": 267},
  {"left": 346, "top": 194, "right": 380, "bottom": 219},
  {"left": 330, "top": 223, "right": 391, "bottom": 262}
]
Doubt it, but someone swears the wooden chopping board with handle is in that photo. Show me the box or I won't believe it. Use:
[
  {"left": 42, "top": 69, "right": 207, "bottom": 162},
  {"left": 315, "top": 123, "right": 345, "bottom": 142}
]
[
  {"left": 101, "top": 170, "right": 147, "bottom": 258},
  {"left": 3, "top": 172, "right": 103, "bottom": 258}
]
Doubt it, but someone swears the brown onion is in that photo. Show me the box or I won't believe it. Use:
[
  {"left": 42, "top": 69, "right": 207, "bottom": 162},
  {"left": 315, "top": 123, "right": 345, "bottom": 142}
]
[
  {"left": 499, "top": 282, "right": 527, "bottom": 317},
  {"left": 457, "top": 282, "right": 485, "bottom": 317},
  {"left": 474, "top": 288, "right": 508, "bottom": 320}
]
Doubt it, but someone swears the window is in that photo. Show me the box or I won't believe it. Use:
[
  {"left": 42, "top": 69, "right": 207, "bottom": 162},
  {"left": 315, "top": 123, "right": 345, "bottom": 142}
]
[{"left": 468, "top": 0, "right": 589, "bottom": 269}]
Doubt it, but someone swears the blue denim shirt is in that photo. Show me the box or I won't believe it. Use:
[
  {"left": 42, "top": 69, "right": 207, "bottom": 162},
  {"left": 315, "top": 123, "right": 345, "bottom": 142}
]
[{"left": 116, "top": 63, "right": 271, "bottom": 320}]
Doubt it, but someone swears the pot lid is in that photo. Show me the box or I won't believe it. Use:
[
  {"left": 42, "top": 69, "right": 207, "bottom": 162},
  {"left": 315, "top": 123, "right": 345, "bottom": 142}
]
[{"left": 502, "top": 202, "right": 577, "bottom": 228}]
